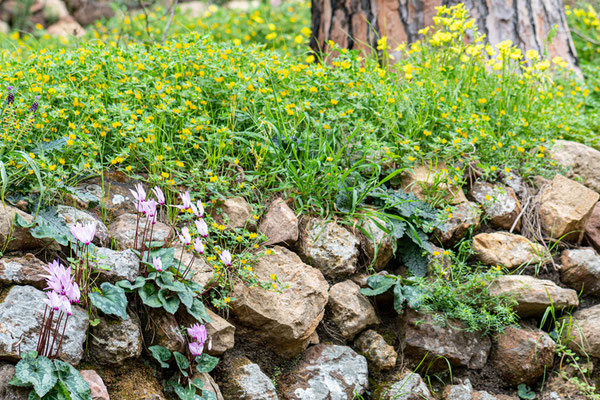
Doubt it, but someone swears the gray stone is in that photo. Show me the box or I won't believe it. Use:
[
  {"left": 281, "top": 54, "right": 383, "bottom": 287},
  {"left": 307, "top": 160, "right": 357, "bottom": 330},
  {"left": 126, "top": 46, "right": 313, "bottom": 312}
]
[
  {"left": 57, "top": 205, "right": 109, "bottom": 246},
  {"left": 230, "top": 246, "right": 328, "bottom": 357},
  {"left": 360, "top": 216, "right": 395, "bottom": 271},
  {"left": 354, "top": 329, "right": 397, "bottom": 371},
  {"left": 442, "top": 379, "right": 473, "bottom": 400},
  {"left": 175, "top": 245, "right": 215, "bottom": 288},
  {"left": 283, "top": 344, "right": 368, "bottom": 400},
  {"left": 221, "top": 357, "right": 278, "bottom": 400},
  {"left": 258, "top": 198, "right": 298, "bottom": 246},
  {"left": 109, "top": 213, "right": 171, "bottom": 250},
  {"left": 378, "top": 370, "right": 433, "bottom": 400},
  {"left": 42, "top": 0, "right": 69, "bottom": 22},
  {"left": 213, "top": 197, "right": 254, "bottom": 229},
  {"left": 550, "top": 139, "right": 600, "bottom": 193},
  {"left": 470, "top": 182, "right": 522, "bottom": 231},
  {"left": 402, "top": 310, "right": 491, "bottom": 370},
  {"left": 142, "top": 308, "right": 185, "bottom": 354},
  {"left": 94, "top": 247, "right": 140, "bottom": 283},
  {"left": 47, "top": 16, "right": 86, "bottom": 37},
  {"left": 0, "top": 285, "right": 88, "bottom": 365},
  {"left": 566, "top": 304, "right": 600, "bottom": 358},
  {"left": 206, "top": 309, "right": 235, "bottom": 355},
  {"left": 560, "top": 248, "right": 600, "bottom": 296},
  {"left": 488, "top": 275, "right": 579, "bottom": 317},
  {"left": 327, "top": 280, "right": 379, "bottom": 339},
  {"left": 89, "top": 313, "right": 142, "bottom": 366},
  {"left": 0, "top": 254, "right": 47, "bottom": 289},
  {"left": 434, "top": 201, "right": 481, "bottom": 246},
  {"left": 0, "top": 363, "right": 29, "bottom": 399},
  {"left": 73, "top": 1, "right": 115, "bottom": 26},
  {"left": 472, "top": 232, "right": 549, "bottom": 269},
  {"left": 297, "top": 217, "right": 360, "bottom": 278}
]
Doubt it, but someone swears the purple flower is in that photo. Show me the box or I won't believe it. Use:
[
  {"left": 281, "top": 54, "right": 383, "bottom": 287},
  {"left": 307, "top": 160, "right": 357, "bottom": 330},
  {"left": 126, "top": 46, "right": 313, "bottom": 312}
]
[
  {"left": 152, "top": 256, "right": 163, "bottom": 272},
  {"left": 193, "top": 238, "right": 204, "bottom": 254},
  {"left": 192, "top": 200, "right": 204, "bottom": 218},
  {"left": 152, "top": 186, "right": 165, "bottom": 205},
  {"left": 30, "top": 96, "right": 40, "bottom": 113},
  {"left": 220, "top": 250, "right": 232, "bottom": 266},
  {"left": 42, "top": 260, "right": 80, "bottom": 304},
  {"left": 195, "top": 219, "right": 208, "bottom": 238},
  {"left": 178, "top": 227, "right": 192, "bottom": 246},
  {"left": 188, "top": 341, "right": 204, "bottom": 357},
  {"left": 174, "top": 191, "right": 192, "bottom": 210},
  {"left": 70, "top": 222, "right": 96, "bottom": 245},
  {"left": 187, "top": 323, "right": 207, "bottom": 343},
  {"left": 6, "top": 86, "right": 14, "bottom": 106},
  {"left": 144, "top": 199, "right": 158, "bottom": 224},
  {"left": 130, "top": 183, "right": 146, "bottom": 206}
]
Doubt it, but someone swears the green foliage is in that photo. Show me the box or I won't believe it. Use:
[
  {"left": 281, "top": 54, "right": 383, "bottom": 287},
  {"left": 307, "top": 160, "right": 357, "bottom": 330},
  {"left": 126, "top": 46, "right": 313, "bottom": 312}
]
[
  {"left": 517, "top": 384, "right": 536, "bottom": 400},
  {"left": 10, "top": 352, "right": 91, "bottom": 400},
  {"left": 14, "top": 207, "right": 70, "bottom": 246},
  {"left": 89, "top": 282, "right": 128, "bottom": 320}
]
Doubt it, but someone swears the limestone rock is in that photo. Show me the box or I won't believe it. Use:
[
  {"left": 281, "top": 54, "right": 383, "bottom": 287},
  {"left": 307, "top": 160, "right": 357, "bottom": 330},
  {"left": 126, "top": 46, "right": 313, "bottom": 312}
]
[
  {"left": 94, "top": 247, "right": 140, "bottom": 283},
  {"left": 297, "top": 217, "right": 360, "bottom": 278},
  {"left": 469, "top": 182, "right": 522, "bottom": 231},
  {"left": 213, "top": 197, "right": 254, "bottom": 229},
  {"left": 283, "top": 344, "right": 368, "bottom": 400},
  {"left": 175, "top": 245, "right": 215, "bottom": 289},
  {"left": 47, "top": 16, "right": 86, "bottom": 37},
  {"left": 402, "top": 310, "right": 491, "bottom": 370},
  {"left": 442, "top": 379, "right": 473, "bottom": 400},
  {"left": 142, "top": 308, "right": 185, "bottom": 354},
  {"left": 401, "top": 164, "right": 467, "bottom": 205},
  {"left": 206, "top": 309, "right": 235, "bottom": 355},
  {"left": 221, "top": 357, "right": 278, "bottom": 400},
  {"left": 560, "top": 248, "right": 600, "bottom": 296},
  {"left": 42, "top": 0, "right": 69, "bottom": 22},
  {"left": 585, "top": 203, "right": 600, "bottom": 253},
  {"left": 0, "top": 254, "right": 47, "bottom": 289},
  {"left": 230, "top": 246, "right": 328, "bottom": 357},
  {"left": 472, "top": 232, "right": 549, "bottom": 269},
  {"left": 434, "top": 201, "right": 481, "bottom": 246},
  {"left": 488, "top": 275, "right": 578, "bottom": 317},
  {"left": 491, "top": 327, "right": 555, "bottom": 385},
  {"left": 258, "top": 198, "right": 298, "bottom": 246},
  {"left": 56, "top": 205, "right": 109, "bottom": 246},
  {"left": 354, "top": 329, "right": 397, "bottom": 371},
  {"left": 539, "top": 174, "right": 599, "bottom": 242},
  {"left": 0, "top": 204, "right": 54, "bottom": 251},
  {"left": 0, "top": 21, "right": 8, "bottom": 35},
  {"left": 70, "top": 177, "right": 138, "bottom": 217},
  {"left": 327, "top": 280, "right": 379, "bottom": 339},
  {"left": 109, "top": 213, "right": 171, "bottom": 250},
  {"left": 0, "top": 363, "right": 29, "bottom": 399},
  {"left": 0, "top": 285, "right": 88, "bottom": 364},
  {"left": 360, "top": 216, "right": 395, "bottom": 271},
  {"left": 550, "top": 140, "right": 600, "bottom": 193},
  {"left": 193, "top": 372, "right": 224, "bottom": 400},
  {"left": 566, "top": 304, "right": 600, "bottom": 357},
  {"left": 80, "top": 370, "right": 110, "bottom": 400},
  {"left": 377, "top": 370, "right": 433, "bottom": 400},
  {"left": 89, "top": 313, "right": 143, "bottom": 366},
  {"left": 73, "top": 1, "right": 115, "bottom": 26}
]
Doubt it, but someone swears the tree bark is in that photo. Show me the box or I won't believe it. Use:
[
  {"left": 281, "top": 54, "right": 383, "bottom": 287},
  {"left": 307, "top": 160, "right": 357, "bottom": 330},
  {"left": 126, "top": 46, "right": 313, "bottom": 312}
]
[{"left": 310, "top": 0, "right": 578, "bottom": 68}]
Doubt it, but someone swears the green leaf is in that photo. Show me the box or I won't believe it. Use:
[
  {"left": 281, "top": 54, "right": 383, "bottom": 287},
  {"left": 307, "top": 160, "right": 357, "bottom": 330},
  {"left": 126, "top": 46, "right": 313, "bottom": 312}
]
[
  {"left": 174, "top": 351, "right": 190, "bottom": 375},
  {"left": 150, "top": 247, "right": 176, "bottom": 269},
  {"left": 158, "top": 288, "right": 181, "bottom": 314},
  {"left": 157, "top": 272, "right": 187, "bottom": 292},
  {"left": 403, "top": 285, "right": 426, "bottom": 310},
  {"left": 393, "top": 282, "right": 405, "bottom": 314},
  {"left": 138, "top": 283, "right": 162, "bottom": 308},
  {"left": 31, "top": 207, "right": 70, "bottom": 246},
  {"left": 195, "top": 354, "right": 219, "bottom": 374},
  {"left": 9, "top": 374, "right": 31, "bottom": 387},
  {"left": 517, "top": 384, "right": 536, "bottom": 400},
  {"left": 89, "top": 282, "right": 128, "bottom": 320},
  {"left": 15, "top": 353, "right": 57, "bottom": 397},
  {"left": 178, "top": 289, "right": 194, "bottom": 308},
  {"left": 149, "top": 345, "right": 171, "bottom": 368},
  {"left": 398, "top": 241, "right": 429, "bottom": 278},
  {"left": 191, "top": 378, "right": 204, "bottom": 390},
  {"left": 54, "top": 360, "right": 92, "bottom": 400},
  {"left": 187, "top": 299, "right": 212, "bottom": 323},
  {"left": 172, "top": 382, "right": 201, "bottom": 400},
  {"left": 360, "top": 275, "right": 396, "bottom": 296},
  {"left": 116, "top": 276, "right": 146, "bottom": 291},
  {"left": 201, "top": 391, "right": 217, "bottom": 400}
]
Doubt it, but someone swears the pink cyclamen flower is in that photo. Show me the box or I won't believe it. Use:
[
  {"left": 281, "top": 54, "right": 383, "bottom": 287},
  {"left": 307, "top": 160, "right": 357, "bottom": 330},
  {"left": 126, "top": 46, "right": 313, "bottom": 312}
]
[
  {"left": 152, "top": 186, "right": 165, "bottom": 205},
  {"left": 130, "top": 183, "right": 146, "bottom": 204},
  {"left": 188, "top": 341, "right": 204, "bottom": 357},
  {"left": 70, "top": 222, "right": 96, "bottom": 245},
  {"left": 65, "top": 282, "right": 81, "bottom": 304},
  {"left": 195, "top": 219, "right": 208, "bottom": 238},
  {"left": 174, "top": 191, "right": 192, "bottom": 210},
  {"left": 193, "top": 238, "right": 204, "bottom": 254},
  {"left": 152, "top": 257, "right": 163, "bottom": 272},
  {"left": 195, "top": 200, "right": 204, "bottom": 218},
  {"left": 220, "top": 250, "right": 232, "bottom": 266},
  {"left": 44, "top": 291, "right": 62, "bottom": 311},
  {"left": 187, "top": 323, "right": 207, "bottom": 343},
  {"left": 178, "top": 227, "right": 192, "bottom": 246}
]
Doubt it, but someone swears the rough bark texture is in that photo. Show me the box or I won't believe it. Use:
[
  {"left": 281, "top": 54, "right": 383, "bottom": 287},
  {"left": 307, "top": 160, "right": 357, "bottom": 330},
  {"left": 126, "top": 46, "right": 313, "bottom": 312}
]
[{"left": 311, "top": 0, "right": 578, "bottom": 68}]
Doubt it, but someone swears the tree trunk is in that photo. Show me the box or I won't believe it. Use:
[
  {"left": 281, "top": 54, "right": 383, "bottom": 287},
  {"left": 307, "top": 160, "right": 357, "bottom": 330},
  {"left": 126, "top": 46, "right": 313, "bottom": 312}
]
[{"left": 310, "top": 0, "right": 578, "bottom": 68}]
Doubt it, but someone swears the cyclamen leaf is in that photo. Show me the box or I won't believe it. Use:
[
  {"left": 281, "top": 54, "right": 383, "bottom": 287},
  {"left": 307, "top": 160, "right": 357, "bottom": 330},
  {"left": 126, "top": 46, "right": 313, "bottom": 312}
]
[
  {"left": 15, "top": 353, "right": 57, "bottom": 397},
  {"left": 54, "top": 360, "right": 92, "bottom": 400},
  {"left": 29, "top": 207, "right": 70, "bottom": 246},
  {"left": 187, "top": 299, "right": 212, "bottom": 323},
  {"left": 393, "top": 282, "right": 405, "bottom": 314},
  {"left": 202, "top": 391, "right": 218, "bottom": 400},
  {"left": 89, "top": 282, "right": 128, "bottom": 320},
  {"left": 195, "top": 354, "right": 219, "bottom": 374},
  {"left": 116, "top": 276, "right": 146, "bottom": 291},
  {"left": 172, "top": 382, "right": 201, "bottom": 400},
  {"left": 178, "top": 289, "right": 194, "bottom": 308},
  {"left": 138, "top": 282, "right": 162, "bottom": 308},
  {"left": 158, "top": 288, "right": 181, "bottom": 314},
  {"left": 174, "top": 351, "right": 190, "bottom": 375},
  {"left": 149, "top": 345, "right": 171, "bottom": 368},
  {"left": 360, "top": 275, "right": 396, "bottom": 296}
]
